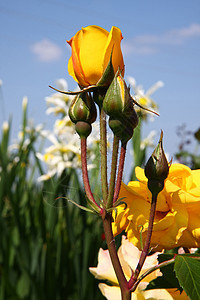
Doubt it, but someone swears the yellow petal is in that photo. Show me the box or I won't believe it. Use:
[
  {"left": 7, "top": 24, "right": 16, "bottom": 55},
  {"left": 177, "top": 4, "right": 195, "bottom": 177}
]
[
  {"left": 89, "top": 248, "right": 118, "bottom": 284},
  {"left": 135, "top": 166, "right": 148, "bottom": 183},
  {"left": 103, "top": 26, "right": 124, "bottom": 75},
  {"left": 99, "top": 284, "right": 121, "bottom": 300},
  {"left": 167, "top": 289, "right": 189, "bottom": 299},
  {"left": 191, "top": 169, "right": 200, "bottom": 187},
  {"left": 127, "top": 181, "right": 150, "bottom": 200},
  {"left": 79, "top": 25, "right": 109, "bottom": 85},
  {"left": 68, "top": 56, "right": 78, "bottom": 83},
  {"left": 143, "top": 289, "right": 174, "bottom": 300},
  {"left": 156, "top": 190, "right": 170, "bottom": 212},
  {"left": 68, "top": 31, "right": 89, "bottom": 87},
  {"left": 168, "top": 163, "right": 192, "bottom": 191}
]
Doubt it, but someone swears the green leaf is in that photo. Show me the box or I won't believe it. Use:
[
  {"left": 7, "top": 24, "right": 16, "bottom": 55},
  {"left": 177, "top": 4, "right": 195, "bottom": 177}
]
[
  {"left": 16, "top": 271, "right": 30, "bottom": 298},
  {"left": 174, "top": 256, "right": 200, "bottom": 300}
]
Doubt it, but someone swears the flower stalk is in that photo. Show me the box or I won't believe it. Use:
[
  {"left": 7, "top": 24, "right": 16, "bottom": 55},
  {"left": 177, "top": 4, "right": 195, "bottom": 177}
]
[
  {"left": 99, "top": 107, "right": 108, "bottom": 203},
  {"left": 102, "top": 211, "right": 131, "bottom": 300},
  {"left": 106, "top": 135, "right": 119, "bottom": 209},
  {"left": 113, "top": 142, "right": 127, "bottom": 203},
  {"left": 128, "top": 193, "right": 158, "bottom": 290},
  {"left": 80, "top": 137, "right": 102, "bottom": 212}
]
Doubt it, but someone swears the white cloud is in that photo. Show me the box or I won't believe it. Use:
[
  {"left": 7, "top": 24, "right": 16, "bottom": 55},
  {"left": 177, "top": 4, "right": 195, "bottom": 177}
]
[
  {"left": 122, "top": 43, "right": 158, "bottom": 56},
  {"left": 123, "top": 23, "right": 200, "bottom": 55},
  {"left": 160, "top": 23, "right": 200, "bottom": 45},
  {"left": 31, "top": 39, "right": 62, "bottom": 62}
]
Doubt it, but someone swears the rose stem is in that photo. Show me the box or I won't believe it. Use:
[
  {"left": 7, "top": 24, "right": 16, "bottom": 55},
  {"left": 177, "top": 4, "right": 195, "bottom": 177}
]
[
  {"left": 106, "top": 135, "right": 119, "bottom": 209},
  {"left": 102, "top": 211, "right": 131, "bottom": 300},
  {"left": 113, "top": 141, "right": 127, "bottom": 203},
  {"left": 131, "top": 256, "right": 177, "bottom": 291},
  {"left": 80, "top": 137, "right": 102, "bottom": 211},
  {"left": 99, "top": 110, "right": 130, "bottom": 299},
  {"left": 128, "top": 193, "right": 157, "bottom": 290},
  {"left": 99, "top": 107, "right": 108, "bottom": 204}
]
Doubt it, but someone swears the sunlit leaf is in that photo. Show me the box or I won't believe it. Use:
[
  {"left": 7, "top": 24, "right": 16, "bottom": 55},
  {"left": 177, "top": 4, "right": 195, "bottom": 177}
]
[{"left": 174, "top": 256, "right": 200, "bottom": 300}]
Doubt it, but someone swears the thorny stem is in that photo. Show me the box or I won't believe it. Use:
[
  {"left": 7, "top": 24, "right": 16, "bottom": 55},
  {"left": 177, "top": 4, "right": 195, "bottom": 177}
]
[
  {"left": 102, "top": 211, "right": 131, "bottom": 300},
  {"left": 80, "top": 137, "right": 102, "bottom": 211},
  {"left": 99, "top": 107, "right": 108, "bottom": 204},
  {"left": 113, "top": 142, "right": 127, "bottom": 203},
  {"left": 131, "top": 253, "right": 200, "bottom": 292},
  {"left": 131, "top": 256, "right": 176, "bottom": 291},
  {"left": 128, "top": 193, "right": 158, "bottom": 290},
  {"left": 106, "top": 135, "right": 119, "bottom": 209}
]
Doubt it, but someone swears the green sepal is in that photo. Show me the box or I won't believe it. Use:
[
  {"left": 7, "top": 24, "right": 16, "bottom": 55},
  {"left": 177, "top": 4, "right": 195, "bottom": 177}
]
[
  {"left": 131, "top": 96, "right": 159, "bottom": 116},
  {"left": 68, "top": 199, "right": 98, "bottom": 215},
  {"left": 97, "top": 51, "right": 115, "bottom": 87},
  {"left": 107, "top": 198, "right": 127, "bottom": 219},
  {"left": 138, "top": 225, "right": 144, "bottom": 250},
  {"left": 86, "top": 197, "right": 102, "bottom": 215},
  {"left": 106, "top": 207, "right": 118, "bottom": 220},
  {"left": 49, "top": 84, "right": 96, "bottom": 95},
  {"left": 113, "top": 197, "right": 127, "bottom": 209}
]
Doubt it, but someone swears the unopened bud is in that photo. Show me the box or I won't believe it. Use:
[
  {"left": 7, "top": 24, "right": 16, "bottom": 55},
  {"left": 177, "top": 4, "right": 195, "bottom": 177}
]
[
  {"left": 69, "top": 92, "right": 97, "bottom": 124},
  {"left": 145, "top": 131, "right": 169, "bottom": 196},
  {"left": 103, "top": 72, "right": 130, "bottom": 117},
  {"left": 103, "top": 72, "right": 138, "bottom": 142},
  {"left": 75, "top": 121, "right": 92, "bottom": 138},
  {"left": 109, "top": 118, "right": 133, "bottom": 143}
]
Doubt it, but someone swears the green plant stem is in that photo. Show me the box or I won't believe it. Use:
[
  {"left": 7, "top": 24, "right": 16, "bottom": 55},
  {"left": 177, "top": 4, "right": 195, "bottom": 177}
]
[
  {"left": 128, "top": 193, "right": 158, "bottom": 290},
  {"left": 99, "top": 107, "right": 108, "bottom": 204},
  {"left": 102, "top": 211, "right": 131, "bottom": 300},
  {"left": 80, "top": 137, "right": 102, "bottom": 211},
  {"left": 106, "top": 135, "right": 119, "bottom": 209},
  {"left": 113, "top": 142, "right": 127, "bottom": 203}
]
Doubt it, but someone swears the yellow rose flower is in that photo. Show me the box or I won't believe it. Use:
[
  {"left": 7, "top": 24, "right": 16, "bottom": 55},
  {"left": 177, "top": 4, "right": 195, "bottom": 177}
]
[
  {"left": 89, "top": 236, "right": 188, "bottom": 299},
  {"left": 112, "top": 164, "right": 200, "bottom": 251},
  {"left": 67, "top": 25, "right": 124, "bottom": 87}
]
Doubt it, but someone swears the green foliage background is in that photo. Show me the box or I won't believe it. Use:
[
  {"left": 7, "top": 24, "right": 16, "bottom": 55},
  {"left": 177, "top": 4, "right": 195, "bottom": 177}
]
[{"left": 0, "top": 105, "right": 104, "bottom": 300}]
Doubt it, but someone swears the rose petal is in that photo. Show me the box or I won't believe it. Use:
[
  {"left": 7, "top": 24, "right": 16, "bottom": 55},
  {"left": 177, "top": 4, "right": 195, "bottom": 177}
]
[
  {"left": 103, "top": 26, "right": 124, "bottom": 76},
  {"left": 79, "top": 25, "right": 109, "bottom": 85}
]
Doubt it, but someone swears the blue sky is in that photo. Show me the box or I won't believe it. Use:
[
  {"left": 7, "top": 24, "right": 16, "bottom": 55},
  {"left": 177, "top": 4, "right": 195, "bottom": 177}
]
[{"left": 0, "top": 0, "right": 200, "bottom": 159}]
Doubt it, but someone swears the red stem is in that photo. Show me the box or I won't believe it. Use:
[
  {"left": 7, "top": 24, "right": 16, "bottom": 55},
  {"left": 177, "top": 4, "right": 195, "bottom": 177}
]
[
  {"left": 128, "top": 194, "right": 157, "bottom": 290},
  {"left": 80, "top": 137, "right": 102, "bottom": 212},
  {"left": 102, "top": 211, "right": 131, "bottom": 300}
]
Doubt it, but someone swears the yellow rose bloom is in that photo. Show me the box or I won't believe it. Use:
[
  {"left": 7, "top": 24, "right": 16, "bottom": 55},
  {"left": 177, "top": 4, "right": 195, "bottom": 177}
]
[
  {"left": 112, "top": 164, "right": 200, "bottom": 251},
  {"left": 67, "top": 25, "right": 124, "bottom": 87}
]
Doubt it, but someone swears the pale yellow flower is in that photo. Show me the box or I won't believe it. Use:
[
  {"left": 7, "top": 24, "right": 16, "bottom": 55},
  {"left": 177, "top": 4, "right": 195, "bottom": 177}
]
[{"left": 90, "top": 236, "right": 188, "bottom": 299}]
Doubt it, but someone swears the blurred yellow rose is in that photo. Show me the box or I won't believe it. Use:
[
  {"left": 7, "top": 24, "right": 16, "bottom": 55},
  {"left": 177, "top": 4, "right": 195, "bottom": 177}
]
[
  {"left": 89, "top": 236, "right": 188, "bottom": 299},
  {"left": 112, "top": 164, "right": 200, "bottom": 251},
  {"left": 67, "top": 25, "right": 124, "bottom": 87}
]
